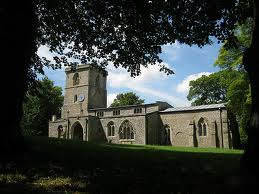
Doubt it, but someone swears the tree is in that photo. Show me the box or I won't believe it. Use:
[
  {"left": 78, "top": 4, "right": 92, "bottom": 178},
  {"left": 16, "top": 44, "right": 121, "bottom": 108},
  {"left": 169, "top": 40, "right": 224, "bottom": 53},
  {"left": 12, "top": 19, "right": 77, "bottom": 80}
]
[
  {"left": 227, "top": 74, "right": 251, "bottom": 147},
  {"left": 1, "top": 0, "right": 259, "bottom": 174},
  {"left": 21, "top": 77, "right": 63, "bottom": 136},
  {"left": 110, "top": 92, "right": 144, "bottom": 107},
  {"left": 188, "top": 70, "right": 241, "bottom": 106},
  {"left": 213, "top": 19, "right": 253, "bottom": 150},
  {"left": 214, "top": 18, "right": 253, "bottom": 71}
]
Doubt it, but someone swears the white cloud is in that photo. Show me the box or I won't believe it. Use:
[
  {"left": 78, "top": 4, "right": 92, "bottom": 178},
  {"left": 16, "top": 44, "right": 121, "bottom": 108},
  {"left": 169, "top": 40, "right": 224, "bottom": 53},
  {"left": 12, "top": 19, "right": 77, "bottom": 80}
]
[
  {"left": 176, "top": 72, "right": 212, "bottom": 94},
  {"left": 132, "top": 85, "right": 190, "bottom": 107},
  {"left": 107, "top": 62, "right": 170, "bottom": 87},
  {"left": 37, "top": 45, "right": 55, "bottom": 63},
  {"left": 106, "top": 63, "right": 190, "bottom": 107},
  {"left": 107, "top": 93, "right": 118, "bottom": 107}
]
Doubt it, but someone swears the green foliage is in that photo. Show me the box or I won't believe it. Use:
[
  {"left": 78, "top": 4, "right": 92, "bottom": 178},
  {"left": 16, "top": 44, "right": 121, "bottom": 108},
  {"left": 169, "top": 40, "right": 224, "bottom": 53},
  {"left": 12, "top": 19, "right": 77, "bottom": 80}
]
[
  {"left": 214, "top": 18, "right": 253, "bottom": 70},
  {"left": 227, "top": 73, "right": 251, "bottom": 133},
  {"left": 214, "top": 19, "right": 252, "bottom": 147},
  {"left": 31, "top": 0, "right": 251, "bottom": 78},
  {"left": 21, "top": 77, "right": 63, "bottom": 136},
  {"left": 110, "top": 92, "right": 144, "bottom": 107},
  {"left": 188, "top": 70, "right": 241, "bottom": 106}
]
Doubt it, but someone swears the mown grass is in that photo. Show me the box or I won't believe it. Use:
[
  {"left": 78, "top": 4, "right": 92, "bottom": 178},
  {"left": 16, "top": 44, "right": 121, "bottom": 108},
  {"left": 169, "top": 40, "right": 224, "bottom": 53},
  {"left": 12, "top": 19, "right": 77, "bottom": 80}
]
[{"left": 0, "top": 136, "right": 244, "bottom": 193}]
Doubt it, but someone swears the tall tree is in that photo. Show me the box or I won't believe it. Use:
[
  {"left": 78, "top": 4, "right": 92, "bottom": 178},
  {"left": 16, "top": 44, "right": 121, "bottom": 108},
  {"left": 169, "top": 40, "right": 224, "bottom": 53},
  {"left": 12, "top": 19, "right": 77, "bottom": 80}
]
[
  {"left": 21, "top": 77, "right": 63, "bottom": 136},
  {"left": 110, "top": 92, "right": 144, "bottom": 107},
  {"left": 187, "top": 70, "right": 241, "bottom": 106},
  {"left": 214, "top": 18, "right": 253, "bottom": 152},
  {"left": 1, "top": 0, "right": 259, "bottom": 174}
]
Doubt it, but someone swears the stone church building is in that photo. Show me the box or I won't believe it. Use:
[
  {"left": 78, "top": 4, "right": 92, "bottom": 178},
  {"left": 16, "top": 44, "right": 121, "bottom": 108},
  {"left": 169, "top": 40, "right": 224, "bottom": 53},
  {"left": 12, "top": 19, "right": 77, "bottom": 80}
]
[{"left": 49, "top": 64, "right": 235, "bottom": 148}]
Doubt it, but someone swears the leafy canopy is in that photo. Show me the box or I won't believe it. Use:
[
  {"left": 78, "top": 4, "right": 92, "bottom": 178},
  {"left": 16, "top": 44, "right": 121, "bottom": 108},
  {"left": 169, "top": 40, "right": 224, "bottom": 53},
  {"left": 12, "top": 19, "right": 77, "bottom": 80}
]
[
  {"left": 21, "top": 77, "right": 63, "bottom": 136},
  {"left": 32, "top": 0, "right": 248, "bottom": 78},
  {"left": 187, "top": 70, "right": 242, "bottom": 105},
  {"left": 214, "top": 18, "right": 253, "bottom": 70},
  {"left": 110, "top": 92, "right": 144, "bottom": 107}
]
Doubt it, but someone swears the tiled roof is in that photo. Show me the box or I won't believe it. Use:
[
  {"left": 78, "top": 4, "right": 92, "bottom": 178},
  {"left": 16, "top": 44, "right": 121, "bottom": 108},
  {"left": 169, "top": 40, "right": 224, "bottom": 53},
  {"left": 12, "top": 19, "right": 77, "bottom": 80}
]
[{"left": 160, "top": 103, "right": 226, "bottom": 113}]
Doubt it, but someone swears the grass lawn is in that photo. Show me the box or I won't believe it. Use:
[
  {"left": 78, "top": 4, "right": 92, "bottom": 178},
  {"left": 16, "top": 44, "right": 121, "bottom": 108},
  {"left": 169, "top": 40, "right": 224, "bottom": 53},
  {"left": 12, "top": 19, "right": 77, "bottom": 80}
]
[{"left": 0, "top": 136, "right": 244, "bottom": 193}]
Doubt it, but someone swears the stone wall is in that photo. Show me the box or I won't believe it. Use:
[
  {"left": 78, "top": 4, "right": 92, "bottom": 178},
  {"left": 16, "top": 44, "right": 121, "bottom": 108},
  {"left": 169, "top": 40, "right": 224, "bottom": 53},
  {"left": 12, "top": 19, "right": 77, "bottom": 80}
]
[
  {"left": 88, "top": 103, "right": 167, "bottom": 118},
  {"left": 87, "top": 116, "right": 106, "bottom": 142},
  {"left": 97, "top": 115, "right": 146, "bottom": 145},
  {"left": 49, "top": 119, "right": 68, "bottom": 138},
  {"left": 88, "top": 67, "right": 107, "bottom": 109},
  {"left": 62, "top": 65, "right": 107, "bottom": 118},
  {"left": 62, "top": 66, "right": 90, "bottom": 117},
  {"left": 160, "top": 108, "right": 230, "bottom": 148},
  {"left": 146, "top": 112, "right": 161, "bottom": 145}
]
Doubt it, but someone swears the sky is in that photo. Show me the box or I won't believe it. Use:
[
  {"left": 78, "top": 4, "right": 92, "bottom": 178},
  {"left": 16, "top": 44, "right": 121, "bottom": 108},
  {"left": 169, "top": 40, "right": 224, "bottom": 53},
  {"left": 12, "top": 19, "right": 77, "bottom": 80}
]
[{"left": 38, "top": 38, "right": 222, "bottom": 107}]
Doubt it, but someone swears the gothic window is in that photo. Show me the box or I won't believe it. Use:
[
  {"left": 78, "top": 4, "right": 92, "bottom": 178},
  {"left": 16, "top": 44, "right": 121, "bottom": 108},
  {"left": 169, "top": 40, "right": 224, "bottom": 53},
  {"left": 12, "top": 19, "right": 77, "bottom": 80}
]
[
  {"left": 107, "top": 121, "right": 115, "bottom": 136},
  {"left": 163, "top": 124, "right": 171, "bottom": 145},
  {"left": 198, "top": 123, "right": 202, "bottom": 136},
  {"left": 73, "top": 73, "right": 79, "bottom": 86},
  {"left": 113, "top": 110, "right": 120, "bottom": 116},
  {"left": 134, "top": 107, "right": 142, "bottom": 114},
  {"left": 57, "top": 125, "right": 64, "bottom": 138},
  {"left": 74, "top": 94, "right": 77, "bottom": 102},
  {"left": 198, "top": 118, "right": 207, "bottom": 136},
  {"left": 119, "top": 120, "right": 134, "bottom": 140}
]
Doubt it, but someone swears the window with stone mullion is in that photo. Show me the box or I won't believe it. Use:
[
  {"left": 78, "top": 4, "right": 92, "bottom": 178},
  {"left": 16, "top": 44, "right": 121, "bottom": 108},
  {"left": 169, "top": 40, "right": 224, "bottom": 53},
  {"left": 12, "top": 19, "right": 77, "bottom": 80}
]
[{"left": 111, "top": 125, "right": 115, "bottom": 136}]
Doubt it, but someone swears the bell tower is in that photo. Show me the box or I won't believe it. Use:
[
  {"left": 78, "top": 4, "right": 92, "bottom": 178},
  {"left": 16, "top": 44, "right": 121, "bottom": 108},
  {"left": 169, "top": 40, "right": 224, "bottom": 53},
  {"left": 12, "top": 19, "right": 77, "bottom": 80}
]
[{"left": 61, "top": 64, "right": 107, "bottom": 118}]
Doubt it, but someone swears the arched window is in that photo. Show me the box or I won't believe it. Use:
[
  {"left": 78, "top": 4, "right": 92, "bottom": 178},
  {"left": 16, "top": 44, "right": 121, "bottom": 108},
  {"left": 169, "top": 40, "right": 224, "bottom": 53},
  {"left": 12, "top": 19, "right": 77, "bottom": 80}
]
[
  {"left": 163, "top": 124, "right": 171, "bottom": 145},
  {"left": 119, "top": 120, "right": 134, "bottom": 140},
  {"left": 57, "top": 125, "right": 63, "bottom": 138},
  {"left": 107, "top": 121, "right": 115, "bottom": 136},
  {"left": 198, "top": 118, "right": 207, "bottom": 136},
  {"left": 73, "top": 73, "right": 79, "bottom": 86},
  {"left": 74, "top": 94, "right": 77, "bottom": 102}
]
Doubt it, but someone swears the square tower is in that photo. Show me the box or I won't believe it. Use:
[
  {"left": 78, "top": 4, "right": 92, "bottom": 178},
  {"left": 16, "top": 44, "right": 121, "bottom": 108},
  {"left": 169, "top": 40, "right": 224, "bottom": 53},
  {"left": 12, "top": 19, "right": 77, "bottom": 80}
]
[{"left": 61, "top": 64, "right": 107, "bottom": 118}]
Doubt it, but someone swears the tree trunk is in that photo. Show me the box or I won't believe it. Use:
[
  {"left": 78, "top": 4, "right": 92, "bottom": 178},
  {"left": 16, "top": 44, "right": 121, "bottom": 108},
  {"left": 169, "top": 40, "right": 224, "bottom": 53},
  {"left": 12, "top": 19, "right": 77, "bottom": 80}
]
[
  {"left": 241, "top": 0, "right": 259, "bottom": 175},
  {"left": 0, "top": 1, "right": 36, "bottom": 155},
  {"left": 227, "top": 108, "right": 241, "bottom": 149}
]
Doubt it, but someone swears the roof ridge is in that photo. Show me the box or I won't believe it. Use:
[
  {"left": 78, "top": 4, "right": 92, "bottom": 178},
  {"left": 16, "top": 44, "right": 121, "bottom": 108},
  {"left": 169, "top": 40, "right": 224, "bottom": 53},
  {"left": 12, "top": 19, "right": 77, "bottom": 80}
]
[{"left": 161, "top": 103, "right": 226, "bottom": 113}]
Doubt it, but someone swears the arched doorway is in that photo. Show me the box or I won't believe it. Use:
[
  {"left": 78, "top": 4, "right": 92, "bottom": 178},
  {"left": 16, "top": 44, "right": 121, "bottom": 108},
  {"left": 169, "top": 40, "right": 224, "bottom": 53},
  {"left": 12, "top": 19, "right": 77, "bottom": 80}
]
[{"left": 72, "top": 122, "right": 83, "bottom": 140}]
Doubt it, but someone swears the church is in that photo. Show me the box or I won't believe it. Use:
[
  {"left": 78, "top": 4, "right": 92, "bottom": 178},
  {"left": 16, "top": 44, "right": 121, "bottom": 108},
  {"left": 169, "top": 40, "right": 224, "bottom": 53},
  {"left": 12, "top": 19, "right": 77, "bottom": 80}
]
[{"left": 49, "top": 64, "right": 235, "bottom": 148}]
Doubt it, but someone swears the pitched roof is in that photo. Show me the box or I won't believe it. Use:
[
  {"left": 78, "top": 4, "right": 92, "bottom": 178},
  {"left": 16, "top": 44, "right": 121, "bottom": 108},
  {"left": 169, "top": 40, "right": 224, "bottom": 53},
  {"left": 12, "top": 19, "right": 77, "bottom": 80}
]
[{"left": 160, "top": 103, "right": 226, "bottom": 113}]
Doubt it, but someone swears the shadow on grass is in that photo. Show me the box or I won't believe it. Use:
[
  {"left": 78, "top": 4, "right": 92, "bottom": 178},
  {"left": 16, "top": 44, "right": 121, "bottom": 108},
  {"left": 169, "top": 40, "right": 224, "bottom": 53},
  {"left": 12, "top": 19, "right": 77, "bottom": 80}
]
[{"left": 0, "top": 136, "right": 248, "bottom": 193}]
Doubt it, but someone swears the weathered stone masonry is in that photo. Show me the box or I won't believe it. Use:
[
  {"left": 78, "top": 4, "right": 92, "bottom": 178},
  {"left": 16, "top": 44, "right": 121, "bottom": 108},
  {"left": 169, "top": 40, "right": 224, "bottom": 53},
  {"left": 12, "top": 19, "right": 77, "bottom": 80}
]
[{"left": 49, "top": 64, "right": 235, "bottom": 148}]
